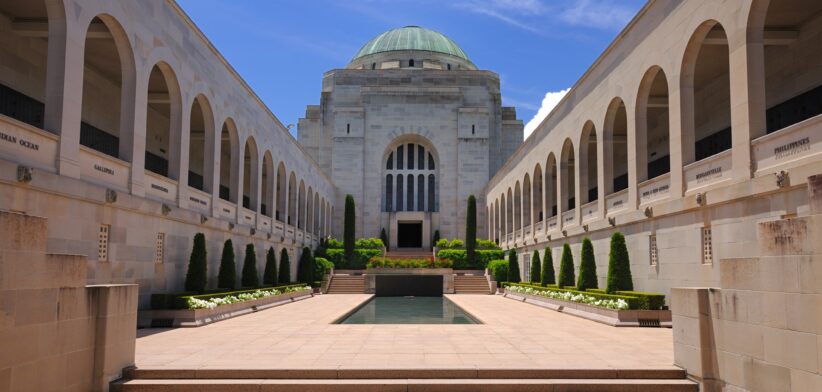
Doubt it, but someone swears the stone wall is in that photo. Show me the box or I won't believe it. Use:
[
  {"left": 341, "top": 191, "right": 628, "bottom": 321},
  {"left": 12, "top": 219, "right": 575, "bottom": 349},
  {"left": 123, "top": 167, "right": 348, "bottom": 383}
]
[
  {"left": 672, "top": 174, "right": 822, "bottom": 391},
  {"left": 0, "top": 210, "right": 138, "bottom": 392}
]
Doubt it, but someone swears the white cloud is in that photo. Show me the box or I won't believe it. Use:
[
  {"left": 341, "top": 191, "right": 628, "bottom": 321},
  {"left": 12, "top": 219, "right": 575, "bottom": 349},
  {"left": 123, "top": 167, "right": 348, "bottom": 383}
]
[
  {"left": 558, "top": 0, "right": 636, "bottom": 30},
  {"left": 523, "top": 88, "right": 570, "bottom": 140}
]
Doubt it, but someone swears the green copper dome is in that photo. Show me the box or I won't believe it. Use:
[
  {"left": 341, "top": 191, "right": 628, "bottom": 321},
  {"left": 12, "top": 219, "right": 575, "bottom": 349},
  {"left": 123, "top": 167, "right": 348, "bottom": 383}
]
[{"left": 351, "top": 26, "right": 470, "bottom": 62}]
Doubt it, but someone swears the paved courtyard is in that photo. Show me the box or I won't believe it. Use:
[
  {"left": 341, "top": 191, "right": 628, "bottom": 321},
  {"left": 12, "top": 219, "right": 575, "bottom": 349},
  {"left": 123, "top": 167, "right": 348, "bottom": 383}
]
[{"left": 135, "top": 294, "right": 674, "bottom": 371}]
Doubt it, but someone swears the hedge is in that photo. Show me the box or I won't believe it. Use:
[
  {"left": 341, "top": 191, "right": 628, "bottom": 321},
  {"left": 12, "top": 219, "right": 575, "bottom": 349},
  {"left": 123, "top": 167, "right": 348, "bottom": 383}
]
[
  {"left": 488, "top": 259, "right": 508, "bottom": 287},
  {"left": 315, "top": 257, "right": 334, "bottom": 280},
  {"left": 436, "top": 238, "right": 500, "bottom": 250},
  {"left": 501, "top": 282, "right": 642, "bottom": 310},
  {"left": 326, "top": 248, "right": 382, "bottom": 269},
  {"left": 436, "top": 249, "right": 504, "bottom": 269},
  {"left": 588, "top": 289, "right": 665, "bottom": 310},
  {"left": 368, "top": 258, "right": 453, "bottom": 268},
  {"left": 325, "top": 237, "right": 384, "bottom": 249},
  {"left": 151, "top": 283, "right": 310, "bottom": 310}
]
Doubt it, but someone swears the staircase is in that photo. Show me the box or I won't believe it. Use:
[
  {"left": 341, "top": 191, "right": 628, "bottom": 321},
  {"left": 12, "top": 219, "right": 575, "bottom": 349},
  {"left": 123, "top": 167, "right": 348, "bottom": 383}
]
[
  {"left": 113, "top": 368, "right": 697, "bottom": 391},
  {"left": 326, "top": 275, "right": 365, "bottom": 294},
  {"left": 454, "top": 274, "right": 492, "bottom": 294}
]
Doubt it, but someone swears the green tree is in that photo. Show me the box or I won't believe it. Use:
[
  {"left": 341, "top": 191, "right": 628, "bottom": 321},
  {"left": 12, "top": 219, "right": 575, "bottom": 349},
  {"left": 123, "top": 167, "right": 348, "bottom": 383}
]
[
  {"left": 577, "top": 237, "right": 598, "bottom": 290},
  {"left": 263, "top": 246, "right": 278, "bottom": 286},
  {"left": 278, "top": 248, "right": 291, "bottom": 283},
  {"left": 432, "top": 230, "right": 440, "bottom": 248},
  {"left": 343, "top": 194, "right": 356, "bottom": 265},
  {"left": 507, "top": 250, "right": 521, "bottom": 283},
  {"left": 298, "top": 247, "right": 315, "bottom": 284},
  {"left": 529, "top": 249, "right": 541, "bottom": 284},
  {"left": 184, "top": 233, "right": 208, "bottom": 292},
  {"left": 465, "top": 195, "right": 477, "bottom": 266},
  {"left": 541, "top": 247, "right": 555, "bottom": 285},
  {"left": 380, "top": 228, "right": 389, "bottom": 249},
  {"left": 557, "top": 243, "right": 575, "bottom": 288},
  {"left": 241, "top": 244, "right": 259, "bottom": 288},
  {"left": 217, "top": 239, "right": 236, "bottom": 290},
  {"left": 606, "top": 232, "right": 634, "bottom": 293}
]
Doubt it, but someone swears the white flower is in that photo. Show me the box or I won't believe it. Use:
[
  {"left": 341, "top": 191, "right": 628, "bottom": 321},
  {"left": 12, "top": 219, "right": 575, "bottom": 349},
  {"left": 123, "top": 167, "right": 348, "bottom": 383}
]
[{"left": 506, "top": 285, "right": 630, "bottom": 310}]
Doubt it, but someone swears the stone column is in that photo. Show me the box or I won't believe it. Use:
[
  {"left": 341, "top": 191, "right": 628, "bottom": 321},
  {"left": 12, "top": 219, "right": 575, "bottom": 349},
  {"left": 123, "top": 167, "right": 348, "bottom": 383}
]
[
  {"left": 596, "top": 127, "right": 607, "bottom": 219},
  {"left": 125, "top": 62, "right": 143, "bottom": 197},
  {"left": 45, "top": 8, "right": 83, "bottom": 178},
  {"left": 728, "top": 30, "right": 766, "bottom": 181},
  {"left": 176, "top": 98, "right": 191, "bottom": 209},
  {"left": 573, "top": 145, "right": 582, "bottom": 225},
  {"left": 626, "top": 107, "right": 639, "bottom": 210},
  {"left": 668, "top": 74, "right": 686, "bottom": 197}
]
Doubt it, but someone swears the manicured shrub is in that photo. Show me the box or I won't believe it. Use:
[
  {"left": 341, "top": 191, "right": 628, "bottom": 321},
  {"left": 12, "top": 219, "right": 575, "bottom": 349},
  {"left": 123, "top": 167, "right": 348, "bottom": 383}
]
[
  {"left": 530, "top": 249, "right": 541, "bottom": 284},
  {"left": 217, "top": 239, "right": 236, "bottom": 290},
  {"left": 436, "top": 249, "right": 503, "bottom": 269},
  {"left": 241, "top": 244, "right": 259, "bottom": 288},
  {"left": 557, "top": 243, "right": 575, "bottom": 288},
  {"left": 466, "top": 194, "right": 477, "bottom": 265},
  {"left": 314, "top": 257, "right": 334, "bottom": 279},
  {"left": 488, "top": 259, "right": 508, "bottom": 286},
  {"left": 435, "top": 238, "right": 449, "bottom": 248},
  {"left": 297, "top": 247, "right": 315, "bottom": 284},
  {"left": 432, "top": 230, "right": 440, "bottom": 247},
  {"left": 577, "top": 237, "right": 598, "bottom": 291},
  {"left": 263, "top": 246, "right": 278, "bottom": 286},
  {"left": 354, "top": 238, "right": 384, "bottom": 249},
  {"left": 325, "top": 248, "right": 382, "bottom": 269},
  {"left": 606, "top": 232, "right": 634, "bottom": 293},
  {"left": 507, "top": 250, "right": 521, "bottom": 283},
  {"left": 541, "top": 247, "right": 555, "bottom": 285},
  {"left": 380, "top": 228, "right": 389, "bottom": 249},
  {"left": 326, "top": 238, "right": 343, "bottom": 248},
  {"left": 184, "top": 233, "right": 207, "bottom": 292},
  {"left": 344, "top": 194, "right": 356, "bottom": 264},
  {"left": 476, "top": 239, "right": 501, "bottom": 250},
  {"left": 448, "top": 239, "right": 464, "bottom": 249},
  {"left": 368, "top": 258, "right": 452, "bottom": 268},
  {"left": 278, "top": 248, "right": 291, "bottom": 283}
]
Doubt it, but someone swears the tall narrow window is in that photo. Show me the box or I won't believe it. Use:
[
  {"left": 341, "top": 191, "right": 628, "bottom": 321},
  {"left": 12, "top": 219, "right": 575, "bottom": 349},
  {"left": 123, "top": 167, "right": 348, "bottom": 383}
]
[
  {"left": 428, "top": 174, "right": 436, "bottom": 212},
  {"left": 417, "top": 174, "right": 425, "bottom": 212},
  {"left": 385, "top": 174, "right": 394, "bottom": 211},
  {"left": 387, "top": 152, "right": 393, "bottom": 170},
  {"left": 428, "top": 153, "right": 435, "bottom": 170},
  {"left": 407, "top": 175, "right": 414, "bottom": 211},
  {"left": 397, "top": 174, "right": 404, "bottom": 212},
  {"left": 397, "top": 145, "right": 404, "bottom": 170},
  {"left": 409, "top": 59, "right": 415, "bottom": 67},
  {"left": 471, "top": 124, "right": 475, "bottom": 135},
  {"left": 418, "top": 146, "right": 425, "bottom": 170},
  {"left": 408, "top": 144, "right": 415, "bottom": 169},
  {"left": 346, "top": 123, "right": 350, "bottom": 134}
]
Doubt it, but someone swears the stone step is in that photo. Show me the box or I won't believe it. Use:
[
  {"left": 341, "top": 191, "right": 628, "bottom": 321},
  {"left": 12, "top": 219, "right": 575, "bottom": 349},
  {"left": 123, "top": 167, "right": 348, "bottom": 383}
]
[{"left": 113, "top": 378, "right": 697, "bottom": 391}]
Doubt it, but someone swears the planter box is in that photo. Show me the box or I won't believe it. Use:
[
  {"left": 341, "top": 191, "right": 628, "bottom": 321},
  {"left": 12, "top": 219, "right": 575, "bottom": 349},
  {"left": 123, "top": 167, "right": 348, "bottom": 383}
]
[
  {"left": 503, "top": 291, "right": 671, "bottom": 328},
  {"left": 138, "top": 289, "right": 312, "bottom": 328},
  {"left": 365, "top": 267, "right": 453, "bottom": 275}
]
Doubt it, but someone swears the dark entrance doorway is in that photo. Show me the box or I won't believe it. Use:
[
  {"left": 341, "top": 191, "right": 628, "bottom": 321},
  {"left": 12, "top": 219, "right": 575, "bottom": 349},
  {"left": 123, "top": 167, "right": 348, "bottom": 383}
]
[{"left": 397, "top": 222, "right": 423, "bottom": 248}]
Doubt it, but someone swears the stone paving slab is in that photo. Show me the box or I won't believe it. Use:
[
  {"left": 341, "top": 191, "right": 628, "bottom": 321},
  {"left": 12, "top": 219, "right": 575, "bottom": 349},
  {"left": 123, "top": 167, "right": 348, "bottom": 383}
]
[{"left": 135, "top": 294, "right": 675, "bottom": 371}]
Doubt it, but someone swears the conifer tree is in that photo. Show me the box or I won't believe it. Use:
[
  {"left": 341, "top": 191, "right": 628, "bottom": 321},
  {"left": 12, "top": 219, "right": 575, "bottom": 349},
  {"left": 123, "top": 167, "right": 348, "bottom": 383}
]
[
  {"left": 217, "top": 239, "right": 236, "bottom": 290},
  {"left": 298, "top": 247, "right": 315, "bottom": 284},
  {"left": 577, "top": 237, "right": 598, "bottom": 290},
  {"left": 507, "top": 250, "right": 521, "bottom": 283},
  {"left": 465, "top": 195, "right": 477, "bottom": 266},
  {"left": 184, "top": 233, "right": 207, "bottom": 292},
  {"left": 557, "top": 243, "right": 575, "bottom": 288},
  {"left": 278, "top": 248, "right": 291, "bottom": 283},
  {"left": 529, "top": 249, "right": 541, "bottom": 283},
  {"left": 380, "top": 228, "right": 389, "bottom": 249},
  {"left": 241, "top": 244, "right": 259, "bottom": 288},
  {"left": 541, "top": 247, "right": 555, "bottom": 285},
  {"left": 606, "top": 232, "right": 634, "bottom": 293},
  {"left": 263, "top": 246, "right": 278, "bottom": 286}
]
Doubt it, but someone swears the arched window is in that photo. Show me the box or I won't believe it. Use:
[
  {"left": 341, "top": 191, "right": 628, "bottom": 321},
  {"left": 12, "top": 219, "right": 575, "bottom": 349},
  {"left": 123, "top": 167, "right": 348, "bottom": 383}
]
[
  {"left": 383, "top": 140, "right": 438, "bottom": 212},
  {"left": 144, "top": 63, "right": 180, "bottom": 179}
]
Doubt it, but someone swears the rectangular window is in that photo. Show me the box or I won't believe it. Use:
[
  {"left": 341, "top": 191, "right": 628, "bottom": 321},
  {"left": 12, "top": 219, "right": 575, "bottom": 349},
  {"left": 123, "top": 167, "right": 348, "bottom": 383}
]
[
  {"left": 701, "top": 227, "right": 713, "bottom": 265},
  {"left": 649, "top": 234, "right": 658, "bottom": 266},
  {"left": 155, "top": 233, "right": 165, "bottom": 263},
  {"left": 98, "top": 224, "right": 110, "bottom": 262}
]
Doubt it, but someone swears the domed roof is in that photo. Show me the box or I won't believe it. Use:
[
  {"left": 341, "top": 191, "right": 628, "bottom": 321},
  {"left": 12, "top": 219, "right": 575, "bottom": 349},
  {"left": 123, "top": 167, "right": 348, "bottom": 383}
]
[{"left": 351, "top": 26, "right": 470, "bottom": 62}]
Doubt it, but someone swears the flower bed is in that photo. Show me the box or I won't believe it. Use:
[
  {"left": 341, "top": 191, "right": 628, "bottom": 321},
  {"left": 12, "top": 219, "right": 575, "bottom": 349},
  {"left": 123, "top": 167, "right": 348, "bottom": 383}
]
[
  {"left": 138, "top": 286, "right": 313, "bottom": 328},
  {"left": 502, "top": 284, "right": 671, "bottom": 328},
  {"left": 187, "top": 285, "right": 310, "bottom": 309},
  {"left": 505, "top": 285, "right": 629, "bottom": 310}
]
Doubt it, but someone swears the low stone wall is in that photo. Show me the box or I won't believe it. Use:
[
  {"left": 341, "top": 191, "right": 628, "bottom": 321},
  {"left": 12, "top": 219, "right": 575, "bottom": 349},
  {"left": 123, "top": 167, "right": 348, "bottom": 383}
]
[
  {"left": 137, "top": 289, "right": 313, "bottom": 328},
  {"left": 503, "top": 291, "right": 671, "bottom": 327},
  {"left": 0, "top": 210, "right": 138, "bottom": 392},
  {"left": 363, "top": 268, "right": 455, "bottom": 294}
]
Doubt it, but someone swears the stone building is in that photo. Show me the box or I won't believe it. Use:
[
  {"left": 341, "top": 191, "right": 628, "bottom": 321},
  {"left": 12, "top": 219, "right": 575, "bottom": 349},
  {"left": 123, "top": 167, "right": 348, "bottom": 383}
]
[{"left": 298, "top": 26, "right": 523, "bottom": 249}]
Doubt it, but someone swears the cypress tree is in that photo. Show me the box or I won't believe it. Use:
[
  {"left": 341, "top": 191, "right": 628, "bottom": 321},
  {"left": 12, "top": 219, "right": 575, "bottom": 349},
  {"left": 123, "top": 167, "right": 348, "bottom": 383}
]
[
  {"left": 465, "top": 195, "right": 477, "bottom": 266},
  {"left": 557, "top": 243, "right": 575, "bottom": 288},
  {"left": 217, "top": 239, "right": 236, "bottom": 290},
  {"left": 298, "top": 247, "right": 315, "bottom": 284},
  {"left": 263, "top": 246, "right": 278, "bottom": 286},
  {"left": 577, "top": 237, "right": 598, "bottom": 290},
  {"left": 241, "top": 244, "right": 259, "bottom": 288},
  {"left": 432, "top": 230, "right": 440, "bottom": 247},
  {"left": 184, "top": 233, "right": 208, "bottom": 292},
  {"left": 529, "top": 249, "right": 541, "bottom": 284},
  {"left": 507, "top": 250, "right": 521, "bottom": 283},
  {"left": 278, "top": 248, "right": 291, "bottom": 283},
  {"left": 380, "top": 228, "right": 389, "bottom": 249},
  {"left": 541, "top": 247, "right": 555, "bottom": 285},
  {"left": 606, "top": 232, "right": 634, "bottom": 293},
  {"left": 343, "top": 194, "right": 355, "bottom": 265}
]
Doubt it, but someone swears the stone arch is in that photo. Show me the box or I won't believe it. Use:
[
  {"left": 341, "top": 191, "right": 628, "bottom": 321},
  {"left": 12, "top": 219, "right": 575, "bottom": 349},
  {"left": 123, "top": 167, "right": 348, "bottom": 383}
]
[
  {"left": 560, "top": 138, "right": 576, "bottom": 213},
  {"left": 144, "top": 61, "right": 182, "bottom": 180},
  {"left": 261, "top": 151, "right": 274, "bottom": 217},
  {"left": 218, "top": 118, "right": 240, "bottom": 202},
  {"left": 636, "top": 66, "right": 671, "bottom": 182},
  {"left": 241, "top": 136, "right": 259, "bottom": 211},
  {"left": 533, "top": 164, "right": 543, "bottom": 224},
  {"left": 545, "top": 153, "right": 558, "bottom": 218},
  {"left": 603, "top": 98, "right": 628, "bottom": 195},
  {"left": 287, "top": 172, "right": 297, "bottom": 226},
  {"left": 579, "top": 120, "right": 598, "bottom": 204},
  {"left": 187, "top": 94, "right": 215, "bottom": 191}
]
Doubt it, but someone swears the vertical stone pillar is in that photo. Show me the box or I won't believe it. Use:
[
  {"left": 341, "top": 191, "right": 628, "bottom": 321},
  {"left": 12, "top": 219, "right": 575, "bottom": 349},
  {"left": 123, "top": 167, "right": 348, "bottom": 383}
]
[
  {"left": 176, "top": 99, "right": 191, "bottom": 209},
  {"left": 668, "top": 76, "right": 686, "bottom": 198},
  {"left": 728, "top": 32, "right": 766, "bottom": 181},
  {"left": 625, "top": 107, "right": 639, "bottom": 210},
  {"left": 671, "top": 287, "right": 720, "bottom": 392},
  {"left": 90, "top": 284, "right": 138, "bottom": 392},
  {"left": 573, "top": 145, "right": 582, "bottom": 225},
  {"left": 596, "top": 129, "right": 607, "bottom": 219},
  {"left": 125, "top": 63, "right": 144, "bottom": 197}
]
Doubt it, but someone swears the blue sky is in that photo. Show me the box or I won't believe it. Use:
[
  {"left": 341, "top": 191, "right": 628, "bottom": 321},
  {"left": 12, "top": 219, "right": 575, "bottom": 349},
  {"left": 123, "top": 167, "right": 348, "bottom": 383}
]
[{"left": 177, "top": 0, "right": 646, "bottom": 139}]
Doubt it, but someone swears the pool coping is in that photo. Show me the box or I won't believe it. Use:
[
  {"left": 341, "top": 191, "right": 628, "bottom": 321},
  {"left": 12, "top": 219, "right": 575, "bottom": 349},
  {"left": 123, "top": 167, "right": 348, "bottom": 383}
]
[{"left": 330, "top": 294, "right": 484, "bottom": 324}]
